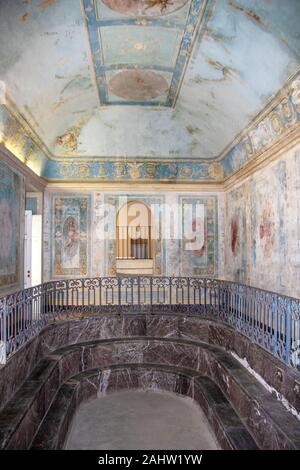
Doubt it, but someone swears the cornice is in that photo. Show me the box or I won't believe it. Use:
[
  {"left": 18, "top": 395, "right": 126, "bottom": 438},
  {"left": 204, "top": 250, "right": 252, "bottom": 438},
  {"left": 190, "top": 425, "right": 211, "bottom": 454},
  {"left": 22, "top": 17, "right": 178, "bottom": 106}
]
[
  {"left": 45, "top": 180, "right": 224, "bottom": 193},
  {"left": 223, "top": 122, "right": 300, "bottom": 192},
  {"left": 216, "top": 65, "right": 300, "bottom": 162},
  {"left": 45, "top": 122, "right": 300, "bottom": 191},
  {"left": 1, "top": 119, "right": 299, "bottom": 194},
  {"left": 0, "top": 144, "right": 47, "bottom": 192}
]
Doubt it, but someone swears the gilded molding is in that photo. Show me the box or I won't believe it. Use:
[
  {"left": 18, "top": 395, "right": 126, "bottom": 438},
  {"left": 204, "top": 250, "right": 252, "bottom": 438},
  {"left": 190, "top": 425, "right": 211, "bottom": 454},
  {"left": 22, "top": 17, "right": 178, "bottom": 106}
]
[
  {"left": 45, "top": 181, "right": 224, "bottom": 192},
  {"left": 0, "top": 145, "right": 47, "bottom": 192},
  {"left": 224, "top": 123, "right": 300, "bottom": 192},
  {"left": 216, "top": 65, "right": 300, "bottom": 162}
]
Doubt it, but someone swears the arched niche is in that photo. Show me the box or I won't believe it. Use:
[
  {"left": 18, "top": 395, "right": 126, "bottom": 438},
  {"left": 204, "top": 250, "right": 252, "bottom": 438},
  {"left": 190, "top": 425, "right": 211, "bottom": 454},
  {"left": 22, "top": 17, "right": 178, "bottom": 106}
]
[{"left": 116, "top": 200, "right": 154, "bottom": 274}]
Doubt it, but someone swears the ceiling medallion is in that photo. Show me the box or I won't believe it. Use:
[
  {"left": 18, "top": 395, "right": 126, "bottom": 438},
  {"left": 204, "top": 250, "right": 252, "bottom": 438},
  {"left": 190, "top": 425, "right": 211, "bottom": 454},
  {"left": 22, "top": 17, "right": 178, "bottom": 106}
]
[
  {"left": 108, "top": 70, "right": 169, "bottom": 101},
  {"left": 101, "top": 0, "right": 188, "bottom": 17},
  {"left": 146, "top": 0, "right": 174, "bottom": 14}
]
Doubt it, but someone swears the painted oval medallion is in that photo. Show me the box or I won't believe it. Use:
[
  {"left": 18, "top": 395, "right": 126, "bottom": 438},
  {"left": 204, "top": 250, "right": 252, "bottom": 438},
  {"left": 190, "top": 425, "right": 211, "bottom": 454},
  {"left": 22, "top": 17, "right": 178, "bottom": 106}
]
[
  {"left": 101, "top": 0, "right": 189, "bottom": 17},
  {"left": 108, "top": 70, "right": 169, "bottom": 101}
]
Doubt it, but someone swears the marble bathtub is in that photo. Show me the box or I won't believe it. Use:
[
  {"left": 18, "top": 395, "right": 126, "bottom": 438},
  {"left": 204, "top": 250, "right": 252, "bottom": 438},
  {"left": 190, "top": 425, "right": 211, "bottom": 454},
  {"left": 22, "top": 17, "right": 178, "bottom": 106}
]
[{"left": 0, "top": 311, "right": 299, "bottom": 450}]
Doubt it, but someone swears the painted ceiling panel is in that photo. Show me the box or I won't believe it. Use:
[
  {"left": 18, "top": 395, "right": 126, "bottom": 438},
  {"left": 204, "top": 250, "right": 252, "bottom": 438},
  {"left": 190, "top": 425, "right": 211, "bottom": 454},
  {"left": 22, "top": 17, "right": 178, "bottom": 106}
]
[
  {"left": 100, "top": 26, "right": 183, "bottom": 69},
  {"left": 83, "top": 0, "right": 207, "bottom": 107},
  {"left": 0, "top": 0, "right": 299, "bottom": 166}
]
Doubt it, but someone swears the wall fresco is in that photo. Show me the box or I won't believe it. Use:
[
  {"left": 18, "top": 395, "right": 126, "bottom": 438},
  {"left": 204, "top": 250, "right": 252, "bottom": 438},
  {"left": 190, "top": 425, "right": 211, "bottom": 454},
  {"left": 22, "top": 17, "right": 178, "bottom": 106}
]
[
  {"left": 225, "top": 143, "right": 300, "bottom": 298},
  {"left": 225, "top": 185, "right": 248, "bottom": 284},
  {"left": 44, "top": 191, "right": 223, "bottom": 281},
  {"left": 0, "top": 160, "right": 24, "bottom": 293},
  {"left": 51, "top": 195, "right": 90, "bottom": 278},
  {"left": 179, "top": 195, "right": 218, "bottom": 276},
  {"left": 250, "top": 159, "right": 288, "bottom": 292}
]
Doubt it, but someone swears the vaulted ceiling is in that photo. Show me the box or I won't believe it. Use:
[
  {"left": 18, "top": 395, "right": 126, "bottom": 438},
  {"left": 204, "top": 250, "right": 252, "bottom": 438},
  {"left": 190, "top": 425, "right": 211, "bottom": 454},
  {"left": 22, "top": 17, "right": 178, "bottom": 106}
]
[{"left": 0, "top": 0, "right": 299, "bottom": 164}]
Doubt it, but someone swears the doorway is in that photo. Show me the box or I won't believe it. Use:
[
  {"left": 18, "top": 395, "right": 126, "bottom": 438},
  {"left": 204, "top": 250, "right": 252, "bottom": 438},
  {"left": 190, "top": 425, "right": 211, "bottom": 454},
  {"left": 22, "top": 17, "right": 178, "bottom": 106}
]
[{"left": 24, "top": 210, "right": 42, "bottom": 288}]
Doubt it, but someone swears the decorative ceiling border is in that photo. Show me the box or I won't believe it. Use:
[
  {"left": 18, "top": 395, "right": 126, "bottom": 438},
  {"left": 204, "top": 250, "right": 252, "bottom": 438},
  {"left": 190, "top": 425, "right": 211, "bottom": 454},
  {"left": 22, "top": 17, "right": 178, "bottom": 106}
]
[
  {"left": 0, "top": 96, "right": 225, "bottom": 181},
  {"left": 0, "top": 144, "right": 47, "bottom": 192},
  {"left": 224, "top": 122, "right": 300, "bottom": 192},
  {"left": 217, "top": 66, "right": 300, "bottom": 161},
  {"left": 43, "top": 158, "right": 224, "bottom": 181},
  {"left": 219, "top": 68, "right": 300, "bottom": 177},
  {"left": 2, "top": 93, "right": 54, "bottom": 160},
  {"left": 81, "top": 0, "right": 210, "bottom": 107},
  {"left": 1, "top": 80, "right": 300, "bottom": 184}
]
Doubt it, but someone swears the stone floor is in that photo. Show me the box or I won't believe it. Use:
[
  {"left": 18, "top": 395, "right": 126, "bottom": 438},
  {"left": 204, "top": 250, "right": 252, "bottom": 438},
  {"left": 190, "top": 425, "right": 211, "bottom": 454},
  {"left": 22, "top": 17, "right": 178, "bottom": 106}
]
[{"left": 65, "top": 390, "right": 221, "bottom": 450}]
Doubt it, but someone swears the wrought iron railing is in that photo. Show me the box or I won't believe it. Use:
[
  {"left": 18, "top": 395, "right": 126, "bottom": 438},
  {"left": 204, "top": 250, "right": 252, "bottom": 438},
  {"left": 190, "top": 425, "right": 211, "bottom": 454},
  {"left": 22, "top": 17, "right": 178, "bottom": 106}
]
[{"left": 0, "top": 277, "right": 299, "bottom": 369}]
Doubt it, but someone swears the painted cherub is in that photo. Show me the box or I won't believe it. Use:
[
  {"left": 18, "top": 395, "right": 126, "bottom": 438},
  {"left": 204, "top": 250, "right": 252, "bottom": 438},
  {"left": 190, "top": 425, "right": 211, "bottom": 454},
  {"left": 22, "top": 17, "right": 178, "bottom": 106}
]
[
  {"left": 64, "top": 217, "right": 79, "bottom": 258},
  {"left": 145, "top": 0, "right": 174, "bottom": 13}
]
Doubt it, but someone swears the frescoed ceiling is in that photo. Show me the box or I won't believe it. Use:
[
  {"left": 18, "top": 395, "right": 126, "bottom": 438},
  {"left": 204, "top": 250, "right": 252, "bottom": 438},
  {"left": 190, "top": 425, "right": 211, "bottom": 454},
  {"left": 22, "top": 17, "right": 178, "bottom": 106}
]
[
  {"left": 0, "top": 0, "right": 299, "bottom": 178},
  {"left": 81, "top": 0, "right": 205, "bottom": 107}
]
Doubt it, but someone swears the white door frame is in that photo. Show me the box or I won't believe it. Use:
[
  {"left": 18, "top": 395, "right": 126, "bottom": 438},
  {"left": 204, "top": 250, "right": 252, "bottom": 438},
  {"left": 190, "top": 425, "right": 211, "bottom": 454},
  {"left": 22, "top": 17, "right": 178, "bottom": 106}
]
[
  {"left": 24, "top": 210, "right": 32, "bottom": 289},
  {"left": 31, "top": 214, "right": 42, "bottom": 287}
]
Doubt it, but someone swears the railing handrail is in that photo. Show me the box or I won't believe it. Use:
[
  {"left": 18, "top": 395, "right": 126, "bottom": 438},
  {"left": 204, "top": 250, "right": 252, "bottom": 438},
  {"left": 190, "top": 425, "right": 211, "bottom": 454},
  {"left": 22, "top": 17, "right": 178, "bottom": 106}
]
[
  {"left": 0, "top": 276, "right": 299, "bottom": 370},
  {"left": 1, "top": 276, "right": 299, "bottom": 305}
]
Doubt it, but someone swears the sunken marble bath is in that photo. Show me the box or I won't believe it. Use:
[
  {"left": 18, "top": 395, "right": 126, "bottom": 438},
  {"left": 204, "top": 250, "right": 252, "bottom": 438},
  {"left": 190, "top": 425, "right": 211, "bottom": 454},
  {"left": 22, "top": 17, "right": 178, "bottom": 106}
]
[{"left": 0, "top": 311, "right": 300, "bottom": 450}]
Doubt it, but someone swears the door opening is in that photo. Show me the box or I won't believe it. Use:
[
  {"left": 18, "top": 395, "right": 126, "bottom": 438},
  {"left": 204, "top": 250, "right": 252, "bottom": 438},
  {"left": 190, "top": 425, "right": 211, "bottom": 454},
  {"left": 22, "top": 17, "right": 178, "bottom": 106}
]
[{"left": 24, "top": 211, "right": 42, "bottom": 288}]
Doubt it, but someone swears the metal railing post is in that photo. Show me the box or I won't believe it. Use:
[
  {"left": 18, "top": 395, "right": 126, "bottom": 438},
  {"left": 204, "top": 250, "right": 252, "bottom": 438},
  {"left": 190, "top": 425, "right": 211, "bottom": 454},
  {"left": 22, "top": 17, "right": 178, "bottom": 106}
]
[
  {"left": 0, "top": 298, "right": 7, "bottom": 364},
  {"left": 285, "top": 303, "right": 291, "bottom": 365},
  {"left": 118, "top": 277, "right": 121, "bottom": 306},
  {"left": 137, "top": 276, "right": 140, "bottom": 306},
  {"left": 53, "top": 282, "right": 56, "bottom": 315},
  {"left": 272, "top": 299, "right": 278, "bottom": 355}
]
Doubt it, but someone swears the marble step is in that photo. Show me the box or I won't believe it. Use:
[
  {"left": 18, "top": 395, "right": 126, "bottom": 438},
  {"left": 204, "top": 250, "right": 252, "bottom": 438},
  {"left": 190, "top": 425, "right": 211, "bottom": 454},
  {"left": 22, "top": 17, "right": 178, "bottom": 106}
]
[{"left": 194, "top": 375, "right": 258, "bottom": 450}]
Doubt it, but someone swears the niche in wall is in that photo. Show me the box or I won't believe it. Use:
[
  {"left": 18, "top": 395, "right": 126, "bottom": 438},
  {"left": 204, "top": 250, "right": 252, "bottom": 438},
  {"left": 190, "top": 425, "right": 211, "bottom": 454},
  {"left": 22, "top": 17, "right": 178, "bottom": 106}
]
[
  {"left": 104, "top": 194, "right": 165, "bottom": 276},
  {"left": 116, "top": 200, "right": 153, "bottom": 275}
]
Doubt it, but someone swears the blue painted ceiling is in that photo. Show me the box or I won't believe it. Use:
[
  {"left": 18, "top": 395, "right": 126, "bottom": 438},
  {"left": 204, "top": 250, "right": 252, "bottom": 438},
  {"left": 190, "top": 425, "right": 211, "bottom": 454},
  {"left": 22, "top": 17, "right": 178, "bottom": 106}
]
[
  {"left": 82, "top": 0, "right": 207, "bottom": 107},
  {"left": 0, "top": 0, "right": 299, "bottom": 162}
]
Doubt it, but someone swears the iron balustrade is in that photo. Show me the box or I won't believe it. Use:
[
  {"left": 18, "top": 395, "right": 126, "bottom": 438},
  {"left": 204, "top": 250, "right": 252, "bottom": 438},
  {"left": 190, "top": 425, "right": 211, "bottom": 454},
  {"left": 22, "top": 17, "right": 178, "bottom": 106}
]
[{"left": 0, "top": 277, "right": 299, "bottom": 369}]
